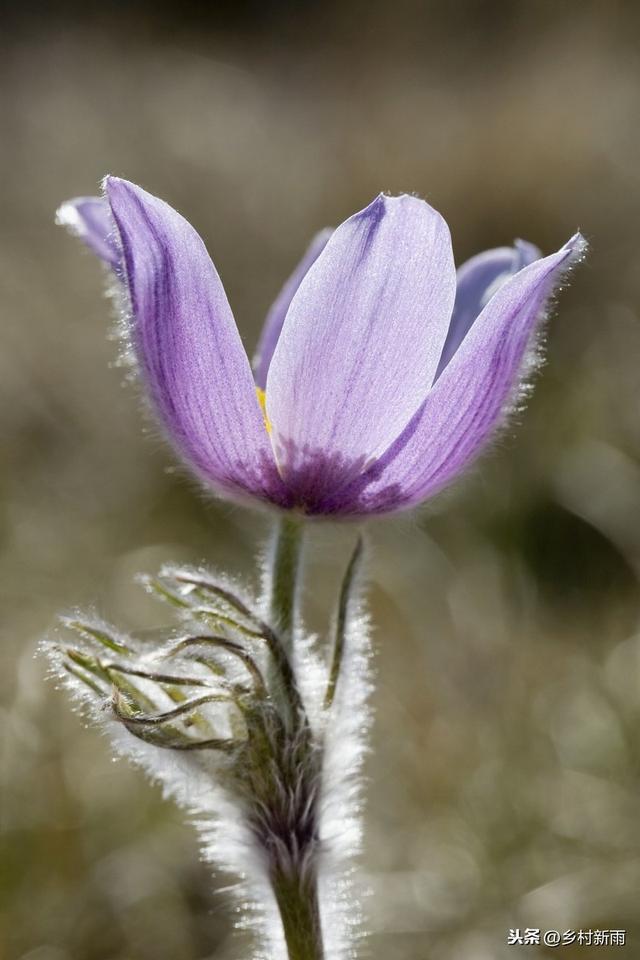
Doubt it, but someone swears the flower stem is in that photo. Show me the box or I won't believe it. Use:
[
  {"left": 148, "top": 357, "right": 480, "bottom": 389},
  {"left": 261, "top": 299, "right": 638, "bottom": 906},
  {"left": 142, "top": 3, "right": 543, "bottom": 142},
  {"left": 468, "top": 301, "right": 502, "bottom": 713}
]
[
  {"left": 268, "top": 515, "right": 303, "bottom": 654},
  {"left": 263, "top": 515, "right": 325, "bottom": 960},
  {"left": 272, "top": 866, "right": 324, "bottom": 960}
]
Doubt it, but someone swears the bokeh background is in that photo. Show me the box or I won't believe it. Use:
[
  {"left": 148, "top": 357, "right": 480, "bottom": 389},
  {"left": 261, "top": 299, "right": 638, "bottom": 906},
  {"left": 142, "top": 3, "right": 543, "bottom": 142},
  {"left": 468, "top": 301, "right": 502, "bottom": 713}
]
[{"left": 2, "top": 1, "right": 640, "bottom": 957}]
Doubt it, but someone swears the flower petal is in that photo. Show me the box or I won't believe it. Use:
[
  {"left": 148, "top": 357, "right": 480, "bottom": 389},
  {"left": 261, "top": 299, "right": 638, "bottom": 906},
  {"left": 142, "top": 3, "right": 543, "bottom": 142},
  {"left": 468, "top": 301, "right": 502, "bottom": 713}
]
[
  {"left": 105, "top": 177, "right": 282, "bottom": 502},
  {"left": 266, "top": 194, "right": 456, "bottom": 483},
  {"left": 350, "top": 232, "right": 587, "bottom": 514},
  {"left": 56, "top": 196, "right": 120, "bottom": 269},
  {"left": 253, "top": 228, "right": 332, "bottom": 390},
  {"left": 435, "top": 238, "right": 540, "bottom": 377}
]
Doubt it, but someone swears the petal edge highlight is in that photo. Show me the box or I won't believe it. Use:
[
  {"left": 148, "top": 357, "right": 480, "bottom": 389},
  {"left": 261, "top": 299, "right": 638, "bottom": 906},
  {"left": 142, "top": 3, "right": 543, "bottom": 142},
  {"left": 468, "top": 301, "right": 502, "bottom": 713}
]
[
  {"left": 106, "top": 177, "right": 282, "bottom": 503},
  {"left": 347, "top": 232, "right": 587, "bottom": 514},
  {"left": 56, "top": 196, "right": 120, "bottom": 268}
]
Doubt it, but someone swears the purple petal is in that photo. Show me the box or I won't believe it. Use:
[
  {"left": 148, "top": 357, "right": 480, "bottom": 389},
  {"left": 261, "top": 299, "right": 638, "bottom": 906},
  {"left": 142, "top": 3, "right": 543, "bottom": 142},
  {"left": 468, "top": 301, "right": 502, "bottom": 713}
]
[
  {"left": 435, "top": 238, "right": 541, "bottom": 377},
  {"left": 266, "top": 194, "right": 456, "bottom": 487},
  {"left": 105, "top": 177, "right": 282, "bottom": 502},
  {"left": 349, "top": 232, "right": 587, "bottom": 514},
  {"left": 253, "top": 228, "right": 332, "bottom": 390},
  {"left": 56, "top": 196, "right": 121, "bottom": 269}
]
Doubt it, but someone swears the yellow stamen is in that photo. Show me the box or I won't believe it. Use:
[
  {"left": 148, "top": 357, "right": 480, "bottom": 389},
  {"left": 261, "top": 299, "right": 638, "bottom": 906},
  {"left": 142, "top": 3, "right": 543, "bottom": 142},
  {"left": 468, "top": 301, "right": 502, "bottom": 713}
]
[{"left": 256, "top": 387, "right": 272, "bottom": 434}]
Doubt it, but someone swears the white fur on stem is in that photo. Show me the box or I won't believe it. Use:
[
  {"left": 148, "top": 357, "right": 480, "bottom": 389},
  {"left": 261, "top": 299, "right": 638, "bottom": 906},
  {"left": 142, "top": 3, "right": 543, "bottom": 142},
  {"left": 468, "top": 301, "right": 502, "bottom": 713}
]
[{"left": 43, "top": 541, "right": 372, "bottom": 960}]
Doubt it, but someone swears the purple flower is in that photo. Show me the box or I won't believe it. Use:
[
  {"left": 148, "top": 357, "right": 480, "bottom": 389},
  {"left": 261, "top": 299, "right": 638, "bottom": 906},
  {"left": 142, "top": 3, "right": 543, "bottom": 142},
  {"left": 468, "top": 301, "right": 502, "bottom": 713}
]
[
  {"left": 58, "top": 179, "right": 585, "bottom": 517},
  {"left": 56, "top": 196, "right": 121, "bottom": 269}
]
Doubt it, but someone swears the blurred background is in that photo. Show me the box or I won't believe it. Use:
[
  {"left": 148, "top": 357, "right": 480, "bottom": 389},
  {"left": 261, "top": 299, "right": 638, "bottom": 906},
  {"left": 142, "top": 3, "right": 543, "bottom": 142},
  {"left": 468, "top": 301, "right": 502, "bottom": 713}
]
[{"left": 2, "top": 1, "right": 640, "bottom": 957}]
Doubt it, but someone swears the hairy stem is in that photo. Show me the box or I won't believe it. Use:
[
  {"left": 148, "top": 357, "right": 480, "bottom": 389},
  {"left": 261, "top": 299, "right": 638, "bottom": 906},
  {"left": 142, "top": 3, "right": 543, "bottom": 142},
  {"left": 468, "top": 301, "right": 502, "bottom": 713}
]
[
  {"left": 264, "top": 515, "right": 307, "bottom": 727},
  {"left": 262, "top": 515, "right": 324, "bottom": 960},
  {"left": 273, "top": 867, "right": 324, "bottom": 960}
]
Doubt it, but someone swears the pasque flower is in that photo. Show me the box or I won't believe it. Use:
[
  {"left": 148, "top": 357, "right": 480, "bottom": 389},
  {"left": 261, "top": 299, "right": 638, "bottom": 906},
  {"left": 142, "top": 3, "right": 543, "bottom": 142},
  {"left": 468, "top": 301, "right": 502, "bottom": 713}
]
[{"left": 58, "top": 179, "right": 585, "bottom": 516}]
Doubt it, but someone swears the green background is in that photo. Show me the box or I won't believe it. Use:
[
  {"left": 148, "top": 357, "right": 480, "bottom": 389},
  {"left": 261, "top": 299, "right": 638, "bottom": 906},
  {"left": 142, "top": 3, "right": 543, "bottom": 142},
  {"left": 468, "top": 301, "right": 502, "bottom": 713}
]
[{"left": 2, "top": 2, "right": 640, "bottom": 957}]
